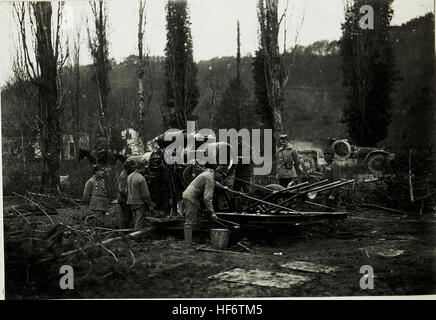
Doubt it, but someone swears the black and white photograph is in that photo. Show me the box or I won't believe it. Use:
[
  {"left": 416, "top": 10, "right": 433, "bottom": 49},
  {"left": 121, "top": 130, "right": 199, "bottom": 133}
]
[{"left": 0, "top": 0, "right": 435, "bottom": 300}]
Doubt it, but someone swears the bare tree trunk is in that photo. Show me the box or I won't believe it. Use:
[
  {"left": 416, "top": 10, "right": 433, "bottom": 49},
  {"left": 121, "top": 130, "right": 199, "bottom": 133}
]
[
  {"left": 236, "top": 20, "right": 241, "bottom": 129},
  {"left": 72, "top": 26, "right": 81, "bottom": 157},
  {"left": 272, "top": 106, "right": 284, "bottom": 134},
  {"left": 138, "top": 0, "right": 146, "bottom": 150},
  {"left": 255, "top": 0, "right": 304, "bottom": 173},
  {"left": 88, "top": 1, "right": 110, "bottom": 146},
  {"left": 259, "top": 0, "right": 285, "bottom": 145},
  {"left": 33, "top": 2, "right": 61, "bottom": 193}
]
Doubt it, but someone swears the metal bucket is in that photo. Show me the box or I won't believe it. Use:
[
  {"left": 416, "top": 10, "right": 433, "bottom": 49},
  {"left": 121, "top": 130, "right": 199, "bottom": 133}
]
[{"left": 210, "top": 229, "right": 230, "bottom": 249}]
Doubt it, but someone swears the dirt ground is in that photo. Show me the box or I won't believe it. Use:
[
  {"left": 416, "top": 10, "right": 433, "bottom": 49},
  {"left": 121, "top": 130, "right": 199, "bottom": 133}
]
[{"left": 5, "top": 207, "right": 436, "bottom": 299}]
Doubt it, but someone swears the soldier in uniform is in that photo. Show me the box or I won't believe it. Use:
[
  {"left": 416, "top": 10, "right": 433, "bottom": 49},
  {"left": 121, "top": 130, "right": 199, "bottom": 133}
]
[
  {"left": 127, "top": 158, "right": 153, "bottom": 230},
  {"left": 118, "top": 158, "right": 136, "bottom": 229},
  {"left": 83, "top": 164, "right": 109, "bottom": 219},
  {"left": 276, "top": 134, "right": 302, "bottom": 187},
  {"left": 181, "top": 167, "right": 228, "bottom": 244}
]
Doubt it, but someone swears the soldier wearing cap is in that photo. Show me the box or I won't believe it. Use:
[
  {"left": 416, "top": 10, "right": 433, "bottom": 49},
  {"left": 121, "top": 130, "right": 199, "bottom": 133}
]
[
  {"left": 83, "top": 164, "right": 109, "bottom": 217},
  {"left": 127, "top": 158, "right": 153, "bottom": 229},
  {"left": 276, "top": 134, "right": 301, "bottom": 187},
  {"left": 118, "top": 157, "right": 136, "bottom": 229},
  {"left": 181, "top": 166, "right": 227, "bottom": 244}
]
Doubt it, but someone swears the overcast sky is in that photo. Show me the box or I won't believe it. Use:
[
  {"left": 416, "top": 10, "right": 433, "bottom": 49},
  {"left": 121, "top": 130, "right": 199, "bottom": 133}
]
[{"left": 0, "top": 0, "right": 433, "bottom": 87}]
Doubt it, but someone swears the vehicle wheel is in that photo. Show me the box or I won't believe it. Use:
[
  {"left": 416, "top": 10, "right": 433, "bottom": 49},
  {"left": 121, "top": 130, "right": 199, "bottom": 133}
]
[
  {"left": 300, "top": 156, "right": 317, "bottom": 173},
  {"left": 366, "top": 154, "right": 388, "bottom": 175},
  {"left": 332, "top": 140, "right": 351, "bottom": 160}
]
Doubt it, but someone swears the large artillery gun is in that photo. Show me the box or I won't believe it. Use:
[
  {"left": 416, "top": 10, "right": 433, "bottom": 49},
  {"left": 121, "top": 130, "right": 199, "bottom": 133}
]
[
  {"left": 152, "top": 176, "right": 354, "bottom": 241},
  {"left": 129, "top": 129, "right": 235, "bottom": 215},
  {"left": 124, "top": 131, "right": 356, "bottom": 241}
]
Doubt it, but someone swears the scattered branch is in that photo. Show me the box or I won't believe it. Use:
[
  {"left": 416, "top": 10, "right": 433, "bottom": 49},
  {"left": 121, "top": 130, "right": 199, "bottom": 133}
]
[
  {"left": 9, "top": 207, "right": 31, "bottom": 224},
  {"left": 101, "top": 244, "right": 119, "bottom": 262},
  {"left": 12, "top": 192, "right": 55, "bottom": 225}
]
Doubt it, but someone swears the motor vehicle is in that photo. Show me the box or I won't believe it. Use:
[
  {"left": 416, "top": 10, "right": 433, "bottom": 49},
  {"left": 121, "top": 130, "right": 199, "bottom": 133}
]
[{"left": 297, "top": 139, "right": 395, "bottom": 175}]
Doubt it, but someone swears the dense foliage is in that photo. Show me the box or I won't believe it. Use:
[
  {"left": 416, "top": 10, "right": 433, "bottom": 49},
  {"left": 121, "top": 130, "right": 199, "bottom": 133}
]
[
  {"left": 340, "top": 0, "right": 397, "bottom": 146},
  {"left": 163, "top": 0, "right": 199, "bottom": 129}
]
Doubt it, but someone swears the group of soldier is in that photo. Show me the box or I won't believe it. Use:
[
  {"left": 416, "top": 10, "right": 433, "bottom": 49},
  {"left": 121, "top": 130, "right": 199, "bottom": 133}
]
[
  {"left": 82, "top": 134, "right": 305, "bottom": 244},
  {"left": 82, "top": 159, "right": 232, "bottom": 244},
  {"left": 82, "top": 158, "right": 153, "bottom": 230}
]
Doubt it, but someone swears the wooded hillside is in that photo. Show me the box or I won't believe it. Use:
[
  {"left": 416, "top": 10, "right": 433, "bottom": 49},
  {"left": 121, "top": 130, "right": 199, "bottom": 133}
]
[{"left": 2, "top": 13, "right": 434, "bottom": 158}]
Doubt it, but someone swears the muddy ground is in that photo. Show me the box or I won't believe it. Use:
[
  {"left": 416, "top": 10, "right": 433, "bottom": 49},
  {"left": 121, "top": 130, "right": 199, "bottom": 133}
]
[{"left": 4, "top": 207, "right": 436, "bottom": 299}]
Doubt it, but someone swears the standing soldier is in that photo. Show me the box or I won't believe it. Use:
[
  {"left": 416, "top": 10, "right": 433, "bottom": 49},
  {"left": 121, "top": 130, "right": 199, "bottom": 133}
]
[
  {"left": 127, "top": 158, "right": 153, "bottom": 230},
  {"left": 83, "top": 164, "right": 109, "bottom": 219},
  {"left": 276, "top": 134, "right": 302, "bottom": 187},
  {"left": 181, "top": 167, "right": 227, "bottom": 244},
  {"left": 118, "top": 158, "right": 136, "bottom": 229}
]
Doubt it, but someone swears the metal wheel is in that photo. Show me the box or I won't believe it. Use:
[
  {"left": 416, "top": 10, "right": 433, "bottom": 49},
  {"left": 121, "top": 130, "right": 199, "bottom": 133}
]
[
  {"left": 366, "top": 154, "right": 388, "bottom": 175},
  {"left": 300, "top": 156, "right": 317, "bottom": 173}
]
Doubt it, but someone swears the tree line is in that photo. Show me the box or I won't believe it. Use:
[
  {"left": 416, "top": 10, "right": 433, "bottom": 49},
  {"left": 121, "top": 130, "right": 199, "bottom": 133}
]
[{"left": 1, "top": 0, "right": 434, "bottom": 193}]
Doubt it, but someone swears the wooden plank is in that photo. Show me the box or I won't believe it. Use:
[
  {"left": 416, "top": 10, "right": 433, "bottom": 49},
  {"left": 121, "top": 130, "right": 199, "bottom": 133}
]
[
  {"left": 280, "top": 261, "right": 337, "bottom": 274},
  {"left": 198, "top": 247, "right": 253, "bottom": 256},
  {"left": 216, "top": 212, "right": 348, "bottom": 218}
]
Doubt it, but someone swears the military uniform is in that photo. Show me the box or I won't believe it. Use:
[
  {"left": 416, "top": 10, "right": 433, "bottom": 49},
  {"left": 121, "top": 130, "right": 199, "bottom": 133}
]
[
  {"left": 83, "top": 176, "right": 109, "bottom": 216},
  {"left": 118, "top": 169, "right": 133, "bottom": 228},
  {"left": 182, "top": 170, "right": 216, "bottom": 243},
  {"left": 127, "top": 170, "right": 152, "bottom": 229},
  {"left": 276, "top": 144, "right": 301, "bottom": 187}
]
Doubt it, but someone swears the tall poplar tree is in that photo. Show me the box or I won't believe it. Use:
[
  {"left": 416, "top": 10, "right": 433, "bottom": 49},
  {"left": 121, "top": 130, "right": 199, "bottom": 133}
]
[
  {"left": 340, "top": 0, "right": 397, "bottom": 146},
  {"left": 164, "top": 0, "right": 199, "bottom": 129}
]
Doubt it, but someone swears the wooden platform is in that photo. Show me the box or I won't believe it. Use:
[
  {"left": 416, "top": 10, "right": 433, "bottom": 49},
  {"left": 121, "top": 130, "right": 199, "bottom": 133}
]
[
  {"left": 151, "top": 210, "right": 348, "bottom": 232},
  {"left": 216, "top": 211, "right": 348, "bottom": 227}
]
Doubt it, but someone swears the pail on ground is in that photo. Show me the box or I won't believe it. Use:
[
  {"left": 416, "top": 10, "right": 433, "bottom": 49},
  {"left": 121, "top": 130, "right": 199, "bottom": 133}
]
[{"left": 210, "top": 229, "right": 230, "bottom": 249}]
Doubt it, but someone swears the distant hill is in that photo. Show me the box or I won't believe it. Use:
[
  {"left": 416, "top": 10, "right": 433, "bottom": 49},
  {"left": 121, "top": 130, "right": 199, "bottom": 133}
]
[{"left": 2, "top": 14, "right": 433, "bottom": 157}]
